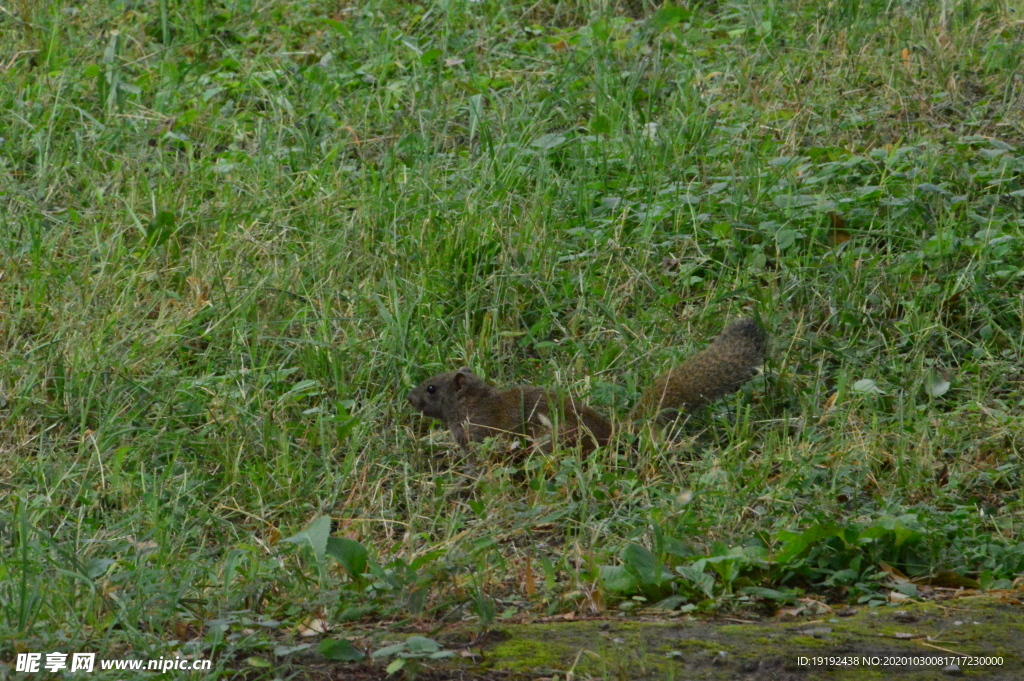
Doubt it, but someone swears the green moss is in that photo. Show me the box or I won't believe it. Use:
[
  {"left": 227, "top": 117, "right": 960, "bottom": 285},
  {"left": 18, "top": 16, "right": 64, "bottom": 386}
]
[
  {"left": 471, "top": 598, "right": 1023, "bottom": 680},
  {"left": 487, "top": 627, "right": 575, "bottom": 672}
]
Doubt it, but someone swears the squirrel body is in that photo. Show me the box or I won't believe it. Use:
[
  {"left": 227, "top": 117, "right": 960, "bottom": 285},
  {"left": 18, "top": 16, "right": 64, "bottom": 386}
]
[
  {"left": 407, "top": 318, "right": 766, "bottom": 453},
  {"left": 406, "top": 370, "right": 612, "bottom": 452}
]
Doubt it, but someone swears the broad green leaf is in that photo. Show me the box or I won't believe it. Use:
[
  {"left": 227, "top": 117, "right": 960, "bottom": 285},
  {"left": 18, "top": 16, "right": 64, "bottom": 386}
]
[
  {"left": 622, "top": 543, "right": 659, "bottom": 585},
  {"left": 662, "top": 536, "right": 694, "bottom": 558},
  {"left": 649, "top": 4, "right": 690, "bottom": 32},
  {"left": 318, "top": 638, "right": 363, "bottom": 662},
  {"left": 775, "top": 229, "right": 797, "bottom": 250},
  {"left": 146, "top": 210, "right": 176, "bottom": 248},
  {"left": 599, "top": 565, "right": 638, "bottom": 594},
  {"left": 87, "top": 558, "right": 116, "bottom": 579},
  {"left": 326, "top": 537, "right": 368, "bottom": 578},
  {"left": 775, "top": 523, "right": 845, "bottom": 563},
  {"left": 653, "top": 595, "right": 689, "bottom": 610},
  {"left": 925, "top": 376, "right": 950, "bottom": 397},
  {"left": 851, "top": 379, "right": 883, "bottom": 394},
  {"left": 429, "top": 650, "right": 456, "bottom": 659},
  {"left": 530, "top": 133, "right": 566, "bottom": 150},
  {"left": 675, "top": 565, "right": 715, "bottom": 599},
  {"left": 372, "top": 642, "right": 408, "bottom": 659},
  {"left": 772, "top": 194, "right": 818, "bottom": 209},
  {"left": 590, "top": 114, "right": 611, "bottom": 135},
  {"left": 280, "top": 515, "right": 331, "bottom": 561},
  {"left": 404, "top": 636, "right": 440, "bottom": 654},
  {"left": 740, "top": 587, "right": 790, "bottom": 601}
]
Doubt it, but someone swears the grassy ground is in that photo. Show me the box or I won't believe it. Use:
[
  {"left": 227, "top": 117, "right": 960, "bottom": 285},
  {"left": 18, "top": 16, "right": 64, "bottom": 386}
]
[{"left": 1, "top": 0, "right": 1023, "bottom": 677}]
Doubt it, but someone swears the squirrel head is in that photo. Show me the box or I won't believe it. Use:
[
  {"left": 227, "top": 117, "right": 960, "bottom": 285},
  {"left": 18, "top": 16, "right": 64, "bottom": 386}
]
[{"left": 407, "top": 367, "right": 493, "bottom": 421}]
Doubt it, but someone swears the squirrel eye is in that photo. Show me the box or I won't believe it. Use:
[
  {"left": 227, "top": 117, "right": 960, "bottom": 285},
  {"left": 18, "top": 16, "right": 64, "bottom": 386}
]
[{"left": 427, "top": 385, "right": 436, "bottom": 394}]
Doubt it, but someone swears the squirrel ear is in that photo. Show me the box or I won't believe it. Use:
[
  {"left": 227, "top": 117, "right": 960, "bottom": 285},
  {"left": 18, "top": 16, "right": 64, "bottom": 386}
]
[{"left": 453, "top": 371, "right": 467, "bottom": 391}]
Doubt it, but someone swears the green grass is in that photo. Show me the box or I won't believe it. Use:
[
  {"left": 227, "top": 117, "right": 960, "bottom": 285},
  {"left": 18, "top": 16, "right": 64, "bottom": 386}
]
[{"left": 1, "top": 0, "right": 1023, "bottom": 676}]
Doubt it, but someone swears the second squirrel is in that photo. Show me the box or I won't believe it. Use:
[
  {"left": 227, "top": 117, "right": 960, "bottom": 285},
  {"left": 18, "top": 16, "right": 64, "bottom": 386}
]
[{"left": 407, "top": 318, "right": 767, "bottom": 454}]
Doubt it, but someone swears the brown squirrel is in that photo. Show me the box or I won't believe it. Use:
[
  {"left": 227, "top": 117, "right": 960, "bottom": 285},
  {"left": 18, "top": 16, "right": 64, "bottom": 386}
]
[{"left": 407, "top": 318, "right": 766, "bottom": 453}]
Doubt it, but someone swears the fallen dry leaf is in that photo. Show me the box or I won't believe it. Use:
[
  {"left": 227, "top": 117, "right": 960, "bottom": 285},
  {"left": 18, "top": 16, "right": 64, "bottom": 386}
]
[
  {"left": 661, "top": 256, "right": 682, "bottom": 274},
  {"left": 267, "top": 527, "right": 281, "bottom": 546},
  {"left": 524, "top": 557, "right": 537, "bottom": 597},
  {"left": 295, "top": 617, "right": 329, "bottom": 637},
  {"left": 798, "top": 598, "right": 833, "bottom": 614},
  {"left": 880, "top": 561, "right": 910, "bottom": 583},
  {"left": 828, "top": 213, "right": 851, "bottom": 247},
  {"left": 817, "top": 393, "right": 838, "bottom": 425}
]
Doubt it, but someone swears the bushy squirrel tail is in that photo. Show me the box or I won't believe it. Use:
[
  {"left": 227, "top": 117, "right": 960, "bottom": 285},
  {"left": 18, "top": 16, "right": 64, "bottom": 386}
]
[{"left": 629, "top": 318, "right": 767, "bottom": 423}]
